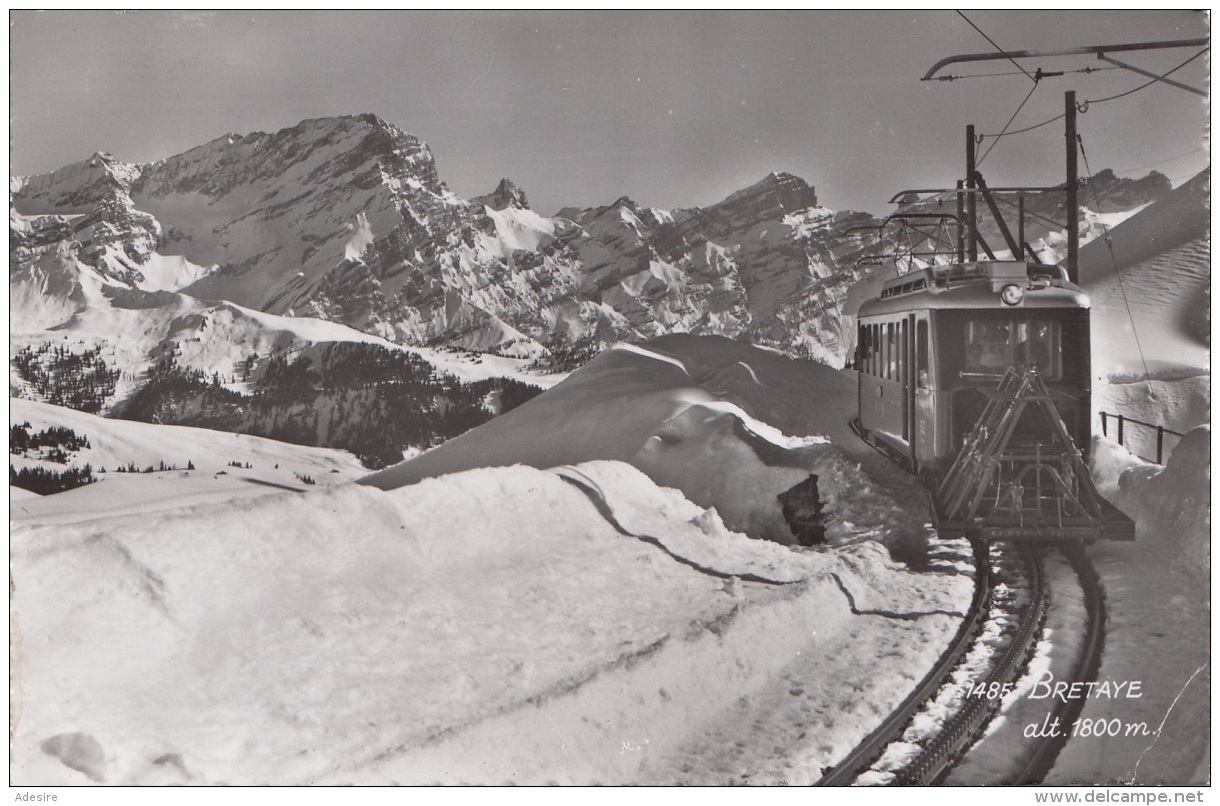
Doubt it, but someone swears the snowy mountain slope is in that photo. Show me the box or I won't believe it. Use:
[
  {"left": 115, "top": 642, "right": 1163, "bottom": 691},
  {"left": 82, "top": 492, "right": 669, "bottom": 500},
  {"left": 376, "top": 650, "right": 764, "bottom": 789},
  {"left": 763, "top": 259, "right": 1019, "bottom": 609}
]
[
  {"left": 10, "top": 397, "right": 366, "bottom": 524},
  {"left": 1078, "top": 168, "right": 1208, "bottom": 284},
  {"left": 9, "top": 240, "right": 559, "bottom": 428},
  {"left": 1080, "top": 169, "right": 1210, "bottom": 375}
]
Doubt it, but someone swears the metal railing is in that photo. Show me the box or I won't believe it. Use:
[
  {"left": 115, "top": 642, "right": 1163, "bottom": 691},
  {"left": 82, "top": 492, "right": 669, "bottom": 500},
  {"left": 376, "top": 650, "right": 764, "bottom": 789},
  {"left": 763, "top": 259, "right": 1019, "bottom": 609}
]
[{"left": 1099, "top": 411, "right": 1184, "bottom": 465}]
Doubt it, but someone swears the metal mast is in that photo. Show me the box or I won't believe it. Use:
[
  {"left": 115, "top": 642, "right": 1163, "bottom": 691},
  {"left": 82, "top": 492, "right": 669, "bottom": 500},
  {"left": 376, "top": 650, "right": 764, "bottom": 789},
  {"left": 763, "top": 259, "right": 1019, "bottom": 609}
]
[{"left": 1065, "top": 90, "right": 1079, "bottom": 283}]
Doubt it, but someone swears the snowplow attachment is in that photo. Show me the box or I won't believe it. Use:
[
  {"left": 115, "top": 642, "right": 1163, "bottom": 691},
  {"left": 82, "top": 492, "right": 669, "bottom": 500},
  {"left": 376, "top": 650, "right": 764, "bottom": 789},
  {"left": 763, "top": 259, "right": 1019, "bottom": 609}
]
[{"left": 932, "top": 369, "right": 1135, "bottom": 542}]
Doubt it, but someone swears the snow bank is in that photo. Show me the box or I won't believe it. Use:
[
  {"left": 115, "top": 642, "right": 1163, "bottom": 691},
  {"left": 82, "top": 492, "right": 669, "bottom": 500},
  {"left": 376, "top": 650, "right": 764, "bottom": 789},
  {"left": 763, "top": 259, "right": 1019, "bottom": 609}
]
[
  {"left": 363, "top": 335, "right": 901, "bottom": 547},
  {"left": 1091, "top": 426, "right": 1211, "bottom": 576},
  {"left": 11, "top": 459, "right": 968, "bottom": 785}
]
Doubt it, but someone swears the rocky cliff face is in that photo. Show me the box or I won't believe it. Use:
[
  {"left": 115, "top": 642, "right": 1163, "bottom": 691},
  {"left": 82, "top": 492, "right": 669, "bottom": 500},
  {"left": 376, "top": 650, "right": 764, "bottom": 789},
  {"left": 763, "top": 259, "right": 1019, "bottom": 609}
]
[{"left": 11, "top": 114, "right": 1173, "bottom": 371}]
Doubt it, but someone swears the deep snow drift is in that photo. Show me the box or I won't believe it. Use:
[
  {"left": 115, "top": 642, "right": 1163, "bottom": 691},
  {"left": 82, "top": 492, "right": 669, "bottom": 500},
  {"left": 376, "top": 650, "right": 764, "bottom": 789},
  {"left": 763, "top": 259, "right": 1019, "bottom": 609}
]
[
  {"left": 364, "top": 333, "right": 937, "bottom": 555},
  {"left": 10, "top": 336, "right": 972, "bottom": 785}
]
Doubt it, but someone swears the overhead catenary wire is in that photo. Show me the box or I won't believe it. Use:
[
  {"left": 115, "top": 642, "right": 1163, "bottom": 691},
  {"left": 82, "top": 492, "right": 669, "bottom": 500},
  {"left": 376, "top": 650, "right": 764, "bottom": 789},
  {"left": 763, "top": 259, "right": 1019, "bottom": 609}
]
[
  {"left": 978, "top": 47, "right": 1209, "bottom": 143},
  {"left": 1083, "top": 47, "right": 1207, "bottom": 105},
  {"left": 934, "top": 65, "right": 1118, "bottom": 82},
  {"left": 976, "top": 78, "right": 1042, "bottom": 167},
  {"left": 1113, "top": 146, "right": 1207, "bottom": 175}
]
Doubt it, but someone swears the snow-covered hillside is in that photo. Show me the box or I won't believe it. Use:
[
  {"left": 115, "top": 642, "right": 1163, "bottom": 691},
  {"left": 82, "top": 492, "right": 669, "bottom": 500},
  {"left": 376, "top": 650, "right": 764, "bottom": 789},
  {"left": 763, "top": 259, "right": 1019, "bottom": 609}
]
[
  {"left": 10, "top": 397, "right": 366, "bottom": 523},
  {"left": 1083, "top": 170, "right": 1210, "bottom": 380},
  {"left": 9, "top": 249, "right": 556, "bottom": 406}
]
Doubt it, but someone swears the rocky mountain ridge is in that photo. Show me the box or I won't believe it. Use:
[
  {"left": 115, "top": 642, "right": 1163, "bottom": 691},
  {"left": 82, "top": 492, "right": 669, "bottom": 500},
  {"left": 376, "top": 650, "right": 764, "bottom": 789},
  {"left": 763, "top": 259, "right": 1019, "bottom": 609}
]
[{"left": 12, "top": 114, "right": 1178, "bottom": 374}]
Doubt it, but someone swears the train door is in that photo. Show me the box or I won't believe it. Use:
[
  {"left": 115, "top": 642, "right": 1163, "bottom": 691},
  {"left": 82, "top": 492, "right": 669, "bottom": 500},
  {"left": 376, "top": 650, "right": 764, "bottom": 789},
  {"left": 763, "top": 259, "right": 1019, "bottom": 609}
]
[{"left": 904, "top": 314, "right": 915, "bottom": 456}]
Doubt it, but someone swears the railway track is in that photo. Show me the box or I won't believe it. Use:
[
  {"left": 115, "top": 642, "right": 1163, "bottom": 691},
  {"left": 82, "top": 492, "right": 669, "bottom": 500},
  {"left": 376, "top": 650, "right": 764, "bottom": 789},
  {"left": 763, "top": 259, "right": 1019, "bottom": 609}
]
[
  {"left": 816, "top": 541, "right": 1107, "bottom": 786},
  {"left": 1009, "top": 546, "right": 1107, "bottom": 785}
]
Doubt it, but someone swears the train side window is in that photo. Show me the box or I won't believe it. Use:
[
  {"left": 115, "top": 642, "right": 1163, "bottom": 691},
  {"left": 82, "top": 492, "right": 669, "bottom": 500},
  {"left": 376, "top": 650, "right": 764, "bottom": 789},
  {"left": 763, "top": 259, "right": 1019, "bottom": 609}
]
[
  {"left": 887, "top": 323, "right": 898, "bottom": 380},
  {"left": 883, "top": 321, "right": 893, "bottom": 378},
  {"left": 866, "top": 325, "right": 875, "bottom": 375},
  {"left": 865, "top": 325, "right": 872, "bottom": 375},
  {"left": 874, "top": 324, "right": 881, "bottom": 378},
  {"left": 875, "top": 324, "right": 883, "bottom": 378},
  {"left": 871, "top": 324, "right": 879, "bottom": 376},
  {"left": 916, "top": 320, "right": 929, "bottom": 388}
]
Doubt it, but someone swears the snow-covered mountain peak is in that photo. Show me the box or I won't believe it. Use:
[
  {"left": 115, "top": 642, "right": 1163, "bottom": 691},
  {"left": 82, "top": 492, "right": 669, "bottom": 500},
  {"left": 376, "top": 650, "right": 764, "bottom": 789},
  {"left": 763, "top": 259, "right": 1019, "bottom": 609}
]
[
  {"left": 12, "top": 152, "right": 141, "bottom": 216},
  {"left": 129, "top": 113, "right": 440, "bottom": 203},
  {"left": 1080, "top": 168, "right": 1172, "bottom": 210},
  {"left": 472, "top": 178, "right": 531, "bottom": 211},
  {"left": 701, "top": 172, "right": 821, "bottom": 234}
]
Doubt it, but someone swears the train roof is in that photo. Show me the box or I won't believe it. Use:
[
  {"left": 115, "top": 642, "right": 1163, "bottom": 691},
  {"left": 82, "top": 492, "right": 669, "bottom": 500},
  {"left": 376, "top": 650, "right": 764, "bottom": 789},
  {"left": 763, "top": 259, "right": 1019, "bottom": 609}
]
[{"left": 857, "top": 260, "right": 1090, "bottom": 317}]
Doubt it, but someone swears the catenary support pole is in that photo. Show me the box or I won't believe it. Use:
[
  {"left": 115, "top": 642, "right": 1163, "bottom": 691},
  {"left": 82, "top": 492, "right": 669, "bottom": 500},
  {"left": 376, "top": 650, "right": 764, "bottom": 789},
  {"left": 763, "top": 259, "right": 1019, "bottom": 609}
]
[
  {"left": 1065, "top": 91, "right": 1079, "bottom": 283},
  {"left": 966, "top": 125, "right": 977, "bottom": 262}
]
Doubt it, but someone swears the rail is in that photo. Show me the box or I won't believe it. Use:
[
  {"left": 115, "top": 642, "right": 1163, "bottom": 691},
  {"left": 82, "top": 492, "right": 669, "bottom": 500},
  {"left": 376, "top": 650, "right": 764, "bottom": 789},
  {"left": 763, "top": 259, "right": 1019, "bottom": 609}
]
[
  {"left": 820, "top": 543, "right": 1108, "bottom": 786},
  {"left": 896, "top": 546, "right": 1046, "bottom": 784},
  {"left": 1099, "top": 411, "right": 1183, "bottom": 465}
]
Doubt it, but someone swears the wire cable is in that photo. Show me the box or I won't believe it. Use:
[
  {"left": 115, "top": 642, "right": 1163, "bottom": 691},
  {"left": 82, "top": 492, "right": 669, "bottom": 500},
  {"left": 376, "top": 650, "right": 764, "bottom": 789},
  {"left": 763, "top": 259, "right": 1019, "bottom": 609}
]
[
  {"left": 1114, "top": 146, "right": 1207, "bottom": 175},
  {"left": 977, "top": 79, "right": 1041, "bottom": 167},
  {"left": 1077, "top": 136, "right": 1156, "bottom": 401},
  {"left": 956, "top": 11, "right": 1038, "bottom": 83},
  {"left": 985, "top": 113, "right": 1066, "bottom": 139}
]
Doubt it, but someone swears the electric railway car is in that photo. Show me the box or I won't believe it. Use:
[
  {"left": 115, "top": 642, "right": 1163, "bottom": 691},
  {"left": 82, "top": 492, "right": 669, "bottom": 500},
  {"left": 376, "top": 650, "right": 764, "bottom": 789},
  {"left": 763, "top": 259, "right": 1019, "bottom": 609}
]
[{"left": 853, "top": 260, "right": 1133, "bottom": 542}]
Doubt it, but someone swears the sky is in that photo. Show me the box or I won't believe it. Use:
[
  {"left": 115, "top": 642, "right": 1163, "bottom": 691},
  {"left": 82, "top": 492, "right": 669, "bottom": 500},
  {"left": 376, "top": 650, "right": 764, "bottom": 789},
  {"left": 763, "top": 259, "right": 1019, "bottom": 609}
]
[{"left": 9, "top": 10, "right": 1211, "bottom": 216}]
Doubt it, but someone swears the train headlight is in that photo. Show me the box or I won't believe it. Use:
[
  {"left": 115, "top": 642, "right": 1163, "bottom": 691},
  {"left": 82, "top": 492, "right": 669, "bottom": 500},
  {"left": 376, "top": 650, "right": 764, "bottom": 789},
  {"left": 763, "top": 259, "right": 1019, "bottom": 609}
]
[{"left": 1001, "top": 284, "right": 1025, "bottom": 306}]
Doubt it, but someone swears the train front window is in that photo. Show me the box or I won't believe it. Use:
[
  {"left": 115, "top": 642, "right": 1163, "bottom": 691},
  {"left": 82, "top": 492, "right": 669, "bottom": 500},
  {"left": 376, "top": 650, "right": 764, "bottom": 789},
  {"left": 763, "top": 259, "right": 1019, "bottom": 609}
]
[
  {"left": 1017, "top": 322, "right": 1061, "bottom": 379},
  {"left": 963, "top": 320, "right": 1061, "bottom": 379}
]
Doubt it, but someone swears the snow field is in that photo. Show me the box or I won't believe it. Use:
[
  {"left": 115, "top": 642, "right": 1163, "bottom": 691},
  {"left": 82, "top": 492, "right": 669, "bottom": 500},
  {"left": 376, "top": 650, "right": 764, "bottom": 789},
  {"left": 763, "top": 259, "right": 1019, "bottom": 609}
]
[
  {"left": 10, "top": 398, "right": 364, "bottom": 479},
  {"left": 1044, "top": 537, "right": 1210, "bottom": 785},
  {"left": 330, "top": 569, "right": 851, "bottom": 785},
  {"left": 11, "top": 458, "right": 971, "bottom": 785},
  {"left": 9, "top": 397, "right": 367, "bottom": 526},
  {"left": 855, "top": 544, "right": 1029, "bottom": 785},
  {"left": 640, "top": 612, "right": 963, "bottom": 785},
  {"left": 1090, "top": 427, "right": 1210, "bottom": 576}
]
